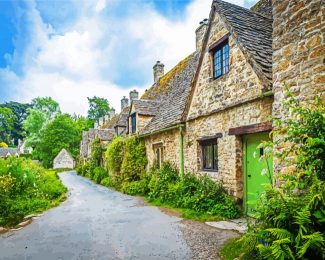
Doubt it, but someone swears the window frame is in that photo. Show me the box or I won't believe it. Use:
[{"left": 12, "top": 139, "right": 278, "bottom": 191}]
[
  {"left": 153, "top": 143, "right": 164, "bottom": 169},
  {"left": 198, "top": 134, "right": 222, "bottom": 172},
  {"left": 130, "top": 112, "right": 136, "bottom": 134},
  {"left": 209, "top": 35, "right": 230, "bottom": 80}
]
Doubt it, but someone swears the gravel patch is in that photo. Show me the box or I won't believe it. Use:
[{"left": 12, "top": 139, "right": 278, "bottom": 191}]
[{"left": 178, "top": 220, "right": 240, "bottom": 260}]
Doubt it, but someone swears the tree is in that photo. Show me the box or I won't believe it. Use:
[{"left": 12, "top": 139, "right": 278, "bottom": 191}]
[
  {"left": 35, "top": 114, "right": 82, "bottom": 168},
  {"left": 31, "top": 97, "right": 60, "bottom": 118},
  {"left": 1, "top": 102, "right": 31, "bottom": 144},
  {"left": 0, "top": 142, "right": 8, "bottom": 148},
  {"left": 0, "top": 107, "right": 16, "bottom": 145},
  {"left": 87, "top": 96, "right": 110, "bottom": 121},
  {"left": 23, "top": 109, "right": 47, "bottom": 148},
  {"left": 23, "top": 97, "right": 61, "bottom": 148}
]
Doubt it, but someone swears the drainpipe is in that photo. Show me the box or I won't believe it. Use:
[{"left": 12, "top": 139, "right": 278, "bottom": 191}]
[{"left": 179, "top": 125, "right": 185, "bottom": 177}]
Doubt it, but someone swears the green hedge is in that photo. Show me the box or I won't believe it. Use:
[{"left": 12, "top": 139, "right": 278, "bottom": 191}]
[{"left": 0, "top": 157, "right": 67, "bottom": 227}]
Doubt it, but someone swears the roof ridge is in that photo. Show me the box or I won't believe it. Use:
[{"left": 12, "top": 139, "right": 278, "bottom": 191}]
[{"left": 214, "top": 0, "right": 272, "bottom": 21}]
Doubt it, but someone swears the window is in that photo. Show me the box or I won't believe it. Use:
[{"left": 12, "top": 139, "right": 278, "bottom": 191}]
[
  {"left": 198, "top": 135, "right": 221, "bottom": 171},
  {"left": 153, "top": 143, "right": 164, "bottom": 168},
  {"left": 212, "top": 39, "right": 229, "bottom": 79},
  {"left": 131, "top": 113, "right": 136, "bottom": 134},
  {"left": 202, "top": 142, "right": 218, "bottom": 171},
  {"left": 115, "top": 126, "right": 119, "bottom": 136}
]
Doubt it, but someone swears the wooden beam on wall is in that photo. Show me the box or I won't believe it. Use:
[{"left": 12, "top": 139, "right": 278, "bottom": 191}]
[{"left": 228, "top": 122, "right": 272, "bottom": 136}]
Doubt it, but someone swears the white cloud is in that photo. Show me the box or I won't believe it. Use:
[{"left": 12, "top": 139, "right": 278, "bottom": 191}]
[{"left": 1, "top": 0, "right": 256, "bottom": 115}]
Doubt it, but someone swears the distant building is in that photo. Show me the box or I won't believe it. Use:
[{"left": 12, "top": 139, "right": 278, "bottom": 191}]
[
  {"left": 53, "top": 149, "right": 75, "bottom": 169},
  {"left": 0, "top": 148, "right": 20, "bottom": 158}
]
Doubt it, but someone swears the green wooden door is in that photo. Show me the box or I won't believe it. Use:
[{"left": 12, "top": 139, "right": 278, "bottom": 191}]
[{"left": 244, "top": 132, "right": 273, "bottom": 214}]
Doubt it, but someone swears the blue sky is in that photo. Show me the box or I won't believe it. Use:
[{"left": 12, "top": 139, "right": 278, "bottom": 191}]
[{"left": 0, "top": 0, "right": 257, "bottom": 114}]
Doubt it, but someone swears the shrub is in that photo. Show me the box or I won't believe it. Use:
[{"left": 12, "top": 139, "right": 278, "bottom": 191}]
[
  {"left": 0, "top": 157, "right": 66, "bottom": 227},
  {"left": 121, "top": 177, "right": 150, "bottom": 196},
  {"left": 147, "top": 162, "right": 239, "bottom": 219},
  {"left": 105, "top": 136, "right": 125, "bottom": 175},
  {"left": 92, "top": 167, "right": 107, "bottom": 184},
  {"left": 121, "top": 136, "right": 147, "bottom": 181}
]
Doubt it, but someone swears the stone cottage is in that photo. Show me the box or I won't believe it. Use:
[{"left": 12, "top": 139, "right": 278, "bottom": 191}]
[
  {"left": 128, "top": 0, "right": 323, "bottom": 212},
  {"left": 0, "top": 148, "right": 20, "bottom": 158},
  {"left": 128, "top": 21, "right": 204, "bottom": 171},
  {"left": 53, "top": 149, "right": 75, "bottom": 169}
]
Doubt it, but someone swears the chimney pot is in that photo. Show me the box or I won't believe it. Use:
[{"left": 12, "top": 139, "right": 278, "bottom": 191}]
[
  {"left": 153, "top": 61, "right": 164, "bottom": 83},
  {"left": 121, "top": 96, "right": 129, "bottom": 111},
  {"left": 129, "top": 89, "right": 139, "bottom": 103}
]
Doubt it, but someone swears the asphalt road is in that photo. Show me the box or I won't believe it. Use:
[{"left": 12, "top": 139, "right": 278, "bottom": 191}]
[{"left": 0, "top": 171, "right": 192, "bottom": 260}]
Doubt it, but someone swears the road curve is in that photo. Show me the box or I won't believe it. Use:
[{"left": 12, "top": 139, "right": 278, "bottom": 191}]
[{"left": 0, "top": 171, "right": 192, "bottom": 260}]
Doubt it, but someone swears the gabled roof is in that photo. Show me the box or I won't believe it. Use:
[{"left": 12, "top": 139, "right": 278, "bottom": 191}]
[
  {"left": 141, "top": 51, "right": 200, "bottom": 134},
  {"left": 0, "top": 148, "right": 19, "bottom": 157},
  {"left": 54, "top": 149, "right": 73, "bottom": 162},
  {"left": 131, "top": 99, "right": 161, "bottom": 116},
  {"left": 213, "top": 0, "right": 273, "bottom": 86},
  {"left": 114, "top": 106, "right": 130, "bottom": 127}
]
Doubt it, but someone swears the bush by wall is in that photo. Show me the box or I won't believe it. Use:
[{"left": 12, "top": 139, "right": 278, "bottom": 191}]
[
  {"left": 105, "top": 136, "right": 125, "bottom": 176},
  {"left": 120, "top": 136, "right": 148, "bottom": 182},
  {"left": 0, "top": 157, "right": 67, "bottom": 227},
  {"left": 228, "top": 94, "right": 325, "bottom": 259}
]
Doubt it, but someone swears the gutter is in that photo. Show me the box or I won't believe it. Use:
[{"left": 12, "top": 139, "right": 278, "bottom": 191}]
[{"left": 139, "top": 123, "right": 185, "bottom": 138}]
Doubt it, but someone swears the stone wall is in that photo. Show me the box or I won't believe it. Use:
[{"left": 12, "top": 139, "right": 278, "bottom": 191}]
[
  {"left": 187, "top": 12, "right": 266, "bottom": 121},
  {"left": 144, "top": 129, "right": 180, "bottom": 169},
  {"left": 272, "top": 0, "right": 325, "bottom": 173},
  {"left": 185, "top": 98, "right": 273, "bottom": 198},
  {"left": 185, "top": 11, "right": 273, "bottom": 198}
]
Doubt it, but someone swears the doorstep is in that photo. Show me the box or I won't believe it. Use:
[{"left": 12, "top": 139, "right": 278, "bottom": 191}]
[{"left": 205, "top": 218, "right": 247, "bottom": 234}]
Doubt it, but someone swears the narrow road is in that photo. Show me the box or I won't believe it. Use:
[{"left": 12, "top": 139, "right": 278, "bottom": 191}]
[{"left": 0, "top": 172, "right": 238, "bottom": 260}]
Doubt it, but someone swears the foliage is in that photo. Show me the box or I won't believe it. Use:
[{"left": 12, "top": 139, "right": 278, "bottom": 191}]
[
  {"left": 105, "top": 136, "right": 125, "bottom": 175},
  {"left": 120, "top": 136, "right": 148, "bottom": 181},
  {"left": 219, "top": 238, "right": 250, "bottom": 260},
  {"left": 0, "top": 142, "right": 8, "bottom": 148},
  {"left": 90, "top": 138, "right": 103, "bottom": 168},
  {"left": 35, "top": 114, "right": 81, "bottom": 168},
  {"left": 92, "top": 167, "right": 107, "bottom": 184},
  {"left": 87, "top": 96, "right": 110, "bottom": 121},
  {"left": 0, "top": 157, "right": 66, "bottom": 227},
  {"left": 23, "top": 97, "right": 61, "bottom": 149},
  {"left": 274, "top": 94, "right": 325, "bottom": 182},
  {"left": 0, "top": 102, "right": 31, "bottom": 145},
  {"left": 238, "top": 94, "right": 325, "bottom": 259},
  {"left": 31, "top": 97, "right": 60, "bottom": 118},
  {"left": 147, "top": 163, "right": 239, "bottom": 219},
  {"left": 0, "top": 107, "right": 16, "bottom": 144},
  {"left": 23, "top": 109, "right": 47, "bottom": 148}
]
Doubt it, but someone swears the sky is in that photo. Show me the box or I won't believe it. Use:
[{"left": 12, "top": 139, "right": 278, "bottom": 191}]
[{"left": 0, "top": 0, "right": 258, "bottom": 115}]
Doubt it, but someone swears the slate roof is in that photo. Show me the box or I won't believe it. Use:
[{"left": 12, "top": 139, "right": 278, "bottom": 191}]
[
  {"left": 214, "top": 0, "right": 273, "bottom": 86},
  {"left": 131, "top": 100, "right": 161, "bottom": 116},
  {"left": 0, "top": 148, "right": 19, "bottom": 157},
  {"left": 141, "top": 51, "right": 200, "bottom": 134}
]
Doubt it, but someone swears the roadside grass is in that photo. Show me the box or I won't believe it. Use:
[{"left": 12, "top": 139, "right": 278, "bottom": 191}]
[
  {"left": 147, "top": 198, "right": 225, "bottom": 222},
  {"left": 0, "top": 158, "right": 67, "bottom": 228},
  {"left": 219, "top": 237, "right": 254, "bottom": 260}
]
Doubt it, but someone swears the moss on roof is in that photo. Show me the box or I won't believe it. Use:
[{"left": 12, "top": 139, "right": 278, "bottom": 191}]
[
  {"left": 100, "top": 114, "right": 119, "bottom": 129},
  {"left": 141, "top": 54, "right": 193, "bottom": 100}
]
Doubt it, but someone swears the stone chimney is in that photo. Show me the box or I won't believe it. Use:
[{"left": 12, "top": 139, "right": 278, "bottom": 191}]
[
  {"left": 129, "top": 89, "right": 139, "bottom": 103},
  {"left": 153, "top": 61, "right": 164, "bottom": 83},
  {"left": 195, "top": 19, "right": 208, "bottom": 51},
  {"left": 109, "top": 108, "right": 116, "bottom": 119},
  {"left": 121, "top": 96, "right": 129, "bottom": 111}
]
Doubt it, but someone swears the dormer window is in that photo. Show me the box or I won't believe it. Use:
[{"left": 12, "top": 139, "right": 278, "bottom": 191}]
[
  {"left": 131, "top": 112, "right": 136, "bottom": 134},
  {"left": 210, "top": 37, "right": 230, "bottom": 79}
]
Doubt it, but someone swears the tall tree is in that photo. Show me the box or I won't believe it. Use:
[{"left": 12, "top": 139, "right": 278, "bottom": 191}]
[
  {"left": 1, "top": 102, "right": 31, "bottom": 144},
  {"left": 31, "top": 97, "right": 61, "bottom": 118},
  {"left": 87, "top": 96, "right": 110, "bottom": 121},
  {"left": 0, "top": 107, "right": 16, "bottom": 145},
  {"left": 35, "top": 114, "right": 81, "bottom": 168},
  {"left": 23, "top": 97, "right": 61, "bottom": 148}
]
